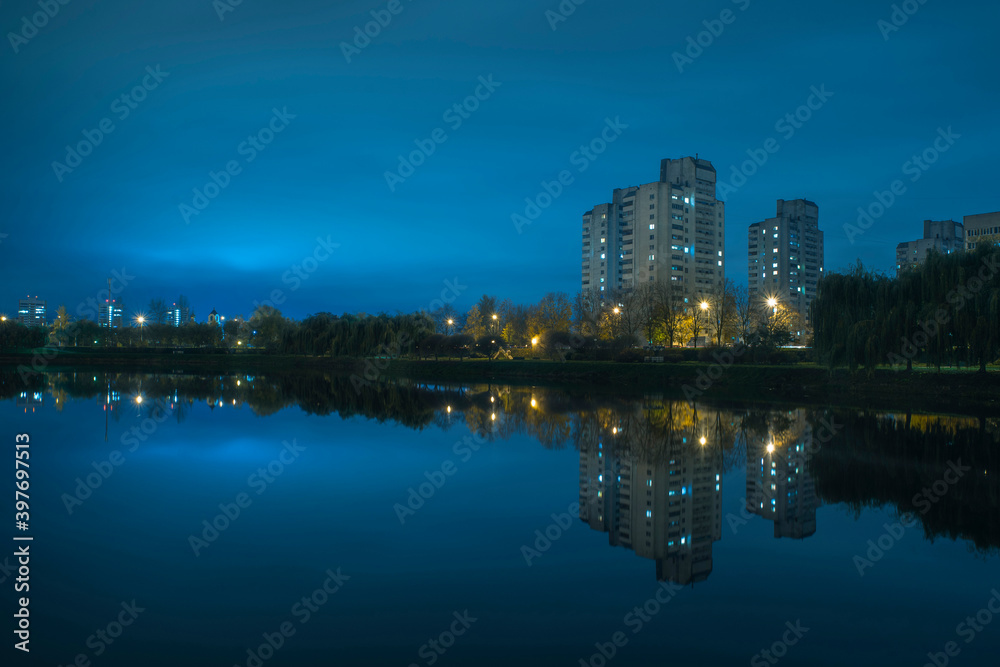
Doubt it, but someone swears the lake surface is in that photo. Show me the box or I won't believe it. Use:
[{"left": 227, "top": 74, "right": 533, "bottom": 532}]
[{"left": 3, "top": 370, "right": 999, "bottom": 666}]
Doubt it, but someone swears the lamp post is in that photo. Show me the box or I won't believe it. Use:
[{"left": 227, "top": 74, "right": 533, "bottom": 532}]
[
  {"left": 491, "top": 313, "right": 499, "bottom": 335},
  {"left": 447, "top": 318, "right": 454, "bottom": 336},
  {"left": 136, "top": 315, "right": 145, "bottom": 345},
  {"left": 694, "top": 300, "right": 709, "bottom": 348}
]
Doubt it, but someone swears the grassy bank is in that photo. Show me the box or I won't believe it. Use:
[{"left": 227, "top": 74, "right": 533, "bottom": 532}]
[{"left": 1, "top": 349, "right": 997, "bottom": 413}]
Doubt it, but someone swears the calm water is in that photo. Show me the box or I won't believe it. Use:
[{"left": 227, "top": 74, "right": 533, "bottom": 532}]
[{"left": 3, "top": 370, "right": 999, "bottom": 666}]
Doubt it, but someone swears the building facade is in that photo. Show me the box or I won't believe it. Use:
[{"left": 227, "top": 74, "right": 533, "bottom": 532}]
[
  {"left": 963, "top": 211, "right": 1000, "bottom": 250},
  {"left": 578, "top": 403, "right": 724, "bottom": 584},
  {"left": 98, "top": 300, "right": 124, "bottom": 328},
  {"left": 17, "top": 298, "right": 46, "bottom": 327},
  {"left": 748, "top": 199, "right": 824, "bottom": 325},
  {"left": 582, "top": 156, "right": 726, "bottom": 305},
  {"left": 896, "top": 219, "right": 965, "bottom": 276}
]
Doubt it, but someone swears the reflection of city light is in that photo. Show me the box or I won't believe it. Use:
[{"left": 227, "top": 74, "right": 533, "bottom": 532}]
[
  {"left": 135, "top": 396, "right": 143, "bottom": 404},
  {"left": 237, "top": 380, "right": 241, "bottom": 386},
  {"left": 767, "top": 443, "right": 775, "bottom": 454},
  {"left": 531, "top": 398, "right": 537, "bottom": 408},
  {"left": 612, "top": 427, "right": 617, "bottom": 435},
  {"left": 491, "top": 413, "right": 496, "bottom": 421},
  {"left": 446, "top": 406, "right": 452, "bottom": 413},
  {"left": 490, "top": 396, "right": 494, "bottom": 403},
  {"left": 232, "top": 399, "right": 236, "bottom": 405},
  {"left": 699, "top": 436, "right": 707, "bottom": 446}
]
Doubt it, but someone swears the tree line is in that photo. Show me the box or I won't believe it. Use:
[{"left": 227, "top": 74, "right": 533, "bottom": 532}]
[{"left": 811, "top": 243, "right": 1000, "bottom": 373}]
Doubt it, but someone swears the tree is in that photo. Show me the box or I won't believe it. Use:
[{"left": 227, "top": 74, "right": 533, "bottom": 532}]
[
  {"left": 250, "top": 305, "right": 288, "bottom": 351},
  {"left": 709, "top": 278, "right": 737, "bottom": 346},
  {"left": 463, "top": 305, "right": 486, "bottom": 339},
  {"left": 148, "top": 299, "right": 170, "bottom": 325},
  {"left": 654, "top": 282, "right": 686, "bottom": 347},
  {"left": 733, "top": 285, "right": 756, "bottom": 345},
  {"left": 573, "top": 289, "right": 604, "bottom": 339}
]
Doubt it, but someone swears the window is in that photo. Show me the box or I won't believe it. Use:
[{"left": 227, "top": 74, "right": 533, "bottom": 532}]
[
  {"left": 646, "top": 510, "right": 652, "bottom": 518},
  {"left": 649, "top": 254, "right": 655, "bottom": 261},
  {"left": 649, "top": 224, "right": 655, "bottom": 230}
]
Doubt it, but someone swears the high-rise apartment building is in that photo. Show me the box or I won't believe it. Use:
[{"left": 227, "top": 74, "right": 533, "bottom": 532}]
[
  {"left": 895, "top": 219, "right": 964, "bottom": 276},
  {"left": 963, "top": 211, "right": 1000, "bottom": 250},
  {"left": 748, "top": 199, "right": 824, "bottom": 325},
  {"left": 17, "top": 297, "right": 46, "bottom": 327},
  {"left": 98, "top": 299, "right": 124, "bottom": 329},
  {"left": 582, "top": 156, "right": 726, "bottom": 304}
]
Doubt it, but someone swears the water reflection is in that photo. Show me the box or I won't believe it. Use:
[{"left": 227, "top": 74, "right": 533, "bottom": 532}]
[
  {"left": 5, "top": 368, "right": 998, "bottom": 569},
  {"left": 577, "top": 403, "right": 724, "bottom": 584},
  {"left": 745, "top": 409, "right": 819, "bottom": 540}
]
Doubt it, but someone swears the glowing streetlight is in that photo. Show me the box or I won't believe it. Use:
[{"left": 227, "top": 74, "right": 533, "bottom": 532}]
[
  {"left": 766, "top": 443, "right": 775, "bottom": 454},
  {"left": 0, "top": 316, "right": 6, "bottom": 322},
  {"left": 700, "top": 301, "right": 710, "bottom": 311},
  {"left": 135, "top": 315, "right": 146, "bottom": 344},
  {"left": 767, "top": 297, "right": 778, "bottom": 309},
  {"left": 613, "top": 307, "right": 620, "bottom": 315},
  {"left": 446, "top": 318, "right": 454, "bottom": 335},
  {"left": 135, "top": 395, "right": 143, "bottom": 405},
  {"left": 531, "top": 337, "right": 539, "bottom": 346},
  {"left": 700, "top": 436, "right": 707, "bottom": 446}
]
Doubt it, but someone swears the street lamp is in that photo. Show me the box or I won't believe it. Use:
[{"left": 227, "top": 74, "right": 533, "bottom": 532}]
[
  {"left": 447, "top": 318, "right": 454, "bottom": 335},
  {"left": 135, "top": 315, "right": 145, "bottom": 345}
]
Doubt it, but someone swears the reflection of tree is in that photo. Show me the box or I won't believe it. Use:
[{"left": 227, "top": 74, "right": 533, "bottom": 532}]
[{"left": 810, "top": 410, "right": 1000, "bottom": 553}]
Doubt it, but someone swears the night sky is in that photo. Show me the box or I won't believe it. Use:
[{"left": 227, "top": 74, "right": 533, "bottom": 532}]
[{"left": 2, "top": 0, "right": 998, "bottom": 321}]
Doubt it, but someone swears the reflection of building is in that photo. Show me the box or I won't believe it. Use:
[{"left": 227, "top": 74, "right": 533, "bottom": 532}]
[
  {"left": 746, "top": 410, "right": 819, "bottom": 539},
  {"left": 896, "top": 219, "right": 964, "bottom": 276},
  {"left": 16, "top": 391, "right": 43, "bottom": 412},
  {"left": 17, "top": 297, "right": 46, "bottom": 326},
  {"left": 579, "top": 406, "right": 724, "bottom": 584},
  {"left": 99, "top": 300, "right": 124, "bottom": 328}
]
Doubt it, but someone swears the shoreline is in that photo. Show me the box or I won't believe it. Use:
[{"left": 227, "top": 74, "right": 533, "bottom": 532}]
[{"left": 1, "top": 349, "right": 998, "bottom": 414}]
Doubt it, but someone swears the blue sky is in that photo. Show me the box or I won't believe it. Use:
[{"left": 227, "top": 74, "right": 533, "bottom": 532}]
[{"left": 2, "top": 0, "right": 998, "bottom": 320}]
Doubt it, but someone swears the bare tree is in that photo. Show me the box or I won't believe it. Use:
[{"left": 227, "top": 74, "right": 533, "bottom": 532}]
[
  {"left": 734, "top": 285, "right": 756, "bottom": 345},
  {"left": 709, "top": 278, "right": 737, "bottom": 346}
]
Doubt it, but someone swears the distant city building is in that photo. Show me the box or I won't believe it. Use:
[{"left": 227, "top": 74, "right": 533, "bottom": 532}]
[
  {"left": 98, "top": 300, "right": 124, "bottom": 328},
  {"left": 170, "top": 306, "right": 182, "bottom": 327},
  {"left": 582, "top": 156, "right": 726, "bottom": 304},
  {"left": 17, "top": 297, "right": 46, "bottom": 327},
  {"left": 745, "top": 410, "right": 820, "bottom": 540},
  {"left": 896, "top": 219, "right": 964, "bottom": 276},
  {"left": 963, "top": 211, "right": 1000, "bottom": 250},
  {"left": 748, "top": 199, "right": 824, "bottom": 326}
]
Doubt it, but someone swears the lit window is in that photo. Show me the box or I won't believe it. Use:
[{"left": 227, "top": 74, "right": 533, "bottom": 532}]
[
  {"left": 649, "top": 224, "right": 655, "bottom": 230},
  {"left": 646, "top": 510, "right": 652, "bottom": 518}
]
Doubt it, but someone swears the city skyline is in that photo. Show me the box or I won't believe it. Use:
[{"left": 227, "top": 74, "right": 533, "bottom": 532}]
[{"left": 3, "top": 0, "right": 999, "bottom": 321}]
